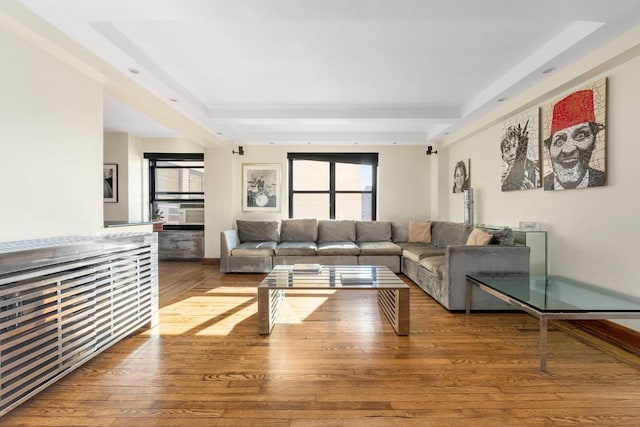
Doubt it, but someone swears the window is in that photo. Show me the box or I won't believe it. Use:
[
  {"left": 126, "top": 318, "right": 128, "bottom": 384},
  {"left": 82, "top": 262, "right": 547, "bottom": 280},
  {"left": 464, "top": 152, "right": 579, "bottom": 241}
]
[
  {"left": 145, "top": 153, "right": 204, "bottom": 229},
  {"left": 288, "top": 153, "right": 378, "bottom": 220}
]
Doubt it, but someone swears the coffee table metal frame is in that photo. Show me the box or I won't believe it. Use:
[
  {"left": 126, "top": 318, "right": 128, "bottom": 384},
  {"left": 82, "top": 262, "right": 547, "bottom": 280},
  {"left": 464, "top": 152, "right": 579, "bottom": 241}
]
[
  {"left": 258, "top": 265, "right": 410, "bottom": 336},
  {"left": 465, "top": 273, "right": 640, "bottom": 373}
]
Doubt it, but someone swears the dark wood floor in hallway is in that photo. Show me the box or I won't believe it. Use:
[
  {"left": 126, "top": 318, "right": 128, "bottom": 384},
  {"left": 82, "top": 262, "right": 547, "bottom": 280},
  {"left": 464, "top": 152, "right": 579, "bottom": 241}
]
[{"left": 3, "top": 261, "right": 640, "bottom": 426}]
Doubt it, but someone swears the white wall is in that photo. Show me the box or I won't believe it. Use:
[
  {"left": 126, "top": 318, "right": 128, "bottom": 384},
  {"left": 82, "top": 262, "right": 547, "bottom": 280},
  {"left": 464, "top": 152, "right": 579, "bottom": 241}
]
[
  {"left": 128, "top": 135, "right": 144, "bottom": 221},
  {"left": 0, "top": 25, "right": 104, "bottom": 241},
  {"left": 104, "top": 133, "right": 130, "bottom": 221},
  {"left": 205, "top": 145, "right": 234, "bottom": 258},
  {"left": 141, "top": 138, "right": 206, "bottom": 154},
  {"left": 128, "top": 142, "right": 430, "bottom": 258},
  {"left": 103, "top": 133, "right": 150, "bottom": 222},
  {"left": 226, "top": 144, "right": 431, "bottom": 232},
  {"left": 442, "top": 29, "right": 640, "bottom": 329}
]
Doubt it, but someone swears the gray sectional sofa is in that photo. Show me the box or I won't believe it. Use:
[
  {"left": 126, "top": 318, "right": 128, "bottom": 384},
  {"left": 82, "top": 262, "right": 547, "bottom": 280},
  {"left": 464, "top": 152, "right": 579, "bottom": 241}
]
[{"left": 220, "top": 219, "right": 530, "bottom": 311}]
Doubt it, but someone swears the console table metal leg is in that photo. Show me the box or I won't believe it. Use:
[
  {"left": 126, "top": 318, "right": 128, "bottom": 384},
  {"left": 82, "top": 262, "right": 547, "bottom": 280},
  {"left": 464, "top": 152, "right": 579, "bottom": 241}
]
[{"left": 539, "top": 317, "right": 548, "bottom": 373}]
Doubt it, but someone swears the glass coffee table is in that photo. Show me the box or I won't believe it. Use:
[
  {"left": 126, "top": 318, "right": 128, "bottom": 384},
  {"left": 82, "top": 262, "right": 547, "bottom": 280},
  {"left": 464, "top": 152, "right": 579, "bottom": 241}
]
[
  {"left": 466, "top": 273, "right": 640, "bottom": 372},
  {"left": 258, "top": 265, "right": 410, "bottom": 336}
]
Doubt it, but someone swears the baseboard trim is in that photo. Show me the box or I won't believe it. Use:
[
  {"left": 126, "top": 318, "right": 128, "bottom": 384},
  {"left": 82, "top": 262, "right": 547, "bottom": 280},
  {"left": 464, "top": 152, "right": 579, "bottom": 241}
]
[
  {"left": 567, "top": 319, "right": 640, "bottom": 356},
  {"left": 202, "top": 258, "right": 220, "bottom": 265}
]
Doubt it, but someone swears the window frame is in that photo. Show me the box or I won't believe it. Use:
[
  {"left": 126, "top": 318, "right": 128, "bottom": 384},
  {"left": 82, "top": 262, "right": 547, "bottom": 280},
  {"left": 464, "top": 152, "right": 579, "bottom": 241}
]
[
  {"left": 287, "top": 152, "right": 378, "bottom": 220},
  {"left": 144, "top": 152, "right": 205, "bottom": 230}
]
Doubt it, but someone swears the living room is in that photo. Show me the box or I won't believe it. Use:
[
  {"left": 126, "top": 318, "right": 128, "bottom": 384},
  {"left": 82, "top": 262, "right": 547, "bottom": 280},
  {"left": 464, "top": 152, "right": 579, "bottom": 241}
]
[{"left": 3, "top": 0, "right": 640, "bottom": 424}]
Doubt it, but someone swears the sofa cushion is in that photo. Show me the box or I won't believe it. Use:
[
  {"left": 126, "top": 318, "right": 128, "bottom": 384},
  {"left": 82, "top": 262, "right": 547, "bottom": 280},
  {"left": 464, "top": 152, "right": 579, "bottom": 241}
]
[
  {"left": 236, "top": 220, "right": 279, "bottom": 242},
  {"left": 400, "top": 243, "right": 446, "bottom": 262},
  {"left": 231, "top": 241, "right": 278, "bottom": 256},
  {"left": 391, "top": 222, "right": 409, "bottom": 243},
  {"left": 280, "top": 218, "right": 318, "bottom": 242},
  {"left": 358, "top": 241, "right": 403, "bottom": 256},
  {"left": 275, "top": 241, "right": 317, "bottom": 256},
  {"left": 317, "top": 241, "right": 360, "bottom": 256},
  {"left": 356, "top": 221, "right": 392, "bottom": 242},
  {"left": 431, "top": 221, "right": 472, "bottom": 247},
  {"left": 466, "top": 228, "right": 493, "bottom": 245},
  {"left": 481, "top": 227, "right": 515, "bottom": 245},
  {"left": 408, "top": 221, "right": 432, "bottom": 243},
  {"left": 318, "top": 220, "right": 356, "bottom": 242},
  {"left": 418, "top": 255, "right": 446, "bottom": 279}
]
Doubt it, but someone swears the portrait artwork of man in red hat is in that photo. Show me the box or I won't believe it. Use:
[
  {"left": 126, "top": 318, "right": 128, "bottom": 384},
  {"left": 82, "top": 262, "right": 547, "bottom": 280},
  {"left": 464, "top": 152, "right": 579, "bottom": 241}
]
[{"left": 543, "top": 80, "right": 606, "bottom": 190}]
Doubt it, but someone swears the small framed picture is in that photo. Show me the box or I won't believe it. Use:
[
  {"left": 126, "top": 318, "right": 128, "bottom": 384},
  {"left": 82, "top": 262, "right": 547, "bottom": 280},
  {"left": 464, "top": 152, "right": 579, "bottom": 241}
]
[
  {"left": 103, "top": 163, "right": 118, "bottom": 203},
  {"left": 242, "top": 164, "right": 281, "bottom": 212}
]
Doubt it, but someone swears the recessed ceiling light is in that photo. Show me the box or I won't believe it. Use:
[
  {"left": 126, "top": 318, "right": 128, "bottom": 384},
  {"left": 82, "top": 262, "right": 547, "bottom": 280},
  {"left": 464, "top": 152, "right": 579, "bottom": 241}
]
[
  {"left": 127, "top": 67, "right": 139, "bottom": 74},
  {"left": 542, "top": 67, "right": 556, "bottom": 74},
  {"left": 497, "top": 97, "right": 507, "bottom": 102}
]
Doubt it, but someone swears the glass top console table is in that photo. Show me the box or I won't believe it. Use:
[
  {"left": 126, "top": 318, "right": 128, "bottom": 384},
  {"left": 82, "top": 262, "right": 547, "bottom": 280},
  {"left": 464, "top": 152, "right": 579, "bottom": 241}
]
[{"left": 466, "top": 273, "right": 640, "bottom": 373}]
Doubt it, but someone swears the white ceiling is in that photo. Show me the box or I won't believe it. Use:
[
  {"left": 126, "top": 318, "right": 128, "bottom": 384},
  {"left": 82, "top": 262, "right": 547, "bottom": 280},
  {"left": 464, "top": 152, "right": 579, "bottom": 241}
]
[{"left": 16, "top": 0, "right": 640, "bottom": 146}]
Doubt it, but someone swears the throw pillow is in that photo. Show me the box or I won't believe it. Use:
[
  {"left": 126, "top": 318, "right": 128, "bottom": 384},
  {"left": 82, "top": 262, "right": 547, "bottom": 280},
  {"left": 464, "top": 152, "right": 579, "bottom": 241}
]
[
  {"left": 482, "top": 227, "right": 514, "bottom": 245},
  {"left": 466, "top": 228, "right": 493, "bottom": 246},
  {"left": 408, "top": 221, "right": 432, "bottom": 243}
]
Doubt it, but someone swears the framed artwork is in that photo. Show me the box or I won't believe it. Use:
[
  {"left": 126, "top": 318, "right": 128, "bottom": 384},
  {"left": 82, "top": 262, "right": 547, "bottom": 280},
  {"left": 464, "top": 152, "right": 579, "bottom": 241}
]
[
  {"left": 452, "top": 159, "right": 470, "bottom": 194},
  {"left": 103, "top": 163, "right": 118, "bottom": 203},
  {"left": 500, "top": 107, "right": 541, "bottom": 191},
  {"left": 542, "top": 78, "right": 607, "bottom": 191},
  {"left": 242, "top": 163, "right": 282, "bottom": 212}
]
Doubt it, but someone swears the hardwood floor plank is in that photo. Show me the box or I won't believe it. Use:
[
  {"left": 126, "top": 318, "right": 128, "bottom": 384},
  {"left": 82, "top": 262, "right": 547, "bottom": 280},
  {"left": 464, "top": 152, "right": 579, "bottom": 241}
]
[{"left": 2, "top": 262, "right": 640, "bottom": 426}]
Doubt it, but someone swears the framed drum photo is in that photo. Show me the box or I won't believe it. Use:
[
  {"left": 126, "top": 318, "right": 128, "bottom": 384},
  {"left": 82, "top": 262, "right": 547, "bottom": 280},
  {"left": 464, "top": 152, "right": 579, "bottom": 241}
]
[{"left": 242, "top": 163, "right": 282, "bottom": 212}]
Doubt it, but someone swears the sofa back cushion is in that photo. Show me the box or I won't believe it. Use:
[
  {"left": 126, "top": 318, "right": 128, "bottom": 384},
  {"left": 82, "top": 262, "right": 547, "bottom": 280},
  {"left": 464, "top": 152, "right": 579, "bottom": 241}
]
[
  {"left": 356, "top": 221, "right": 391, "bottom": 242},
  {"left": 431, "top": 221, "right": 472, "bottom": 247},
  {"left": 318, "top": 220, "right": 356, "bottom": 242},
  {"left": 408, "top": 221, "right": 432, "bottom": 243},
  {"left": 280, "top": 218, "right": 318, "bottom": 242},
  {"left": 236, "top": 220, "right": 279, "bottom": 242},
  {"left": 391, "top": 222, "right": 409, "bottom": 243}
]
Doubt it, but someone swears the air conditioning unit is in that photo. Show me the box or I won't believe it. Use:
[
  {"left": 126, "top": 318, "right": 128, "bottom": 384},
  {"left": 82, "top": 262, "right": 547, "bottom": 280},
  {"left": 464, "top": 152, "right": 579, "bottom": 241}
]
[{"left": 178, "top": 203, "right": 204, "bottom": 224}]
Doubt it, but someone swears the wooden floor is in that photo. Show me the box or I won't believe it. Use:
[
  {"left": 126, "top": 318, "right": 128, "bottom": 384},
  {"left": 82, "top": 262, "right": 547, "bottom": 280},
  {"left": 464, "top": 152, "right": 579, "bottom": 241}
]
[{"left": 3, "top": 262, "right": 640, "bottom": 426}]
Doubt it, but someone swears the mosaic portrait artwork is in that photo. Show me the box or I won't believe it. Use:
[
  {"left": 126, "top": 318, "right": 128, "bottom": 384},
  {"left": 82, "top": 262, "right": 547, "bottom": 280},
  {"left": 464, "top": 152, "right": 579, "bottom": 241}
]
[
  {"left": 452, "top": 159, "right": 470, "bottom": 194},
  {"left": 500, "top": 107, "right": 541, "bottom": 191},
  {"left": 542, "top": 78, "right": 607, "bottom": 191}
]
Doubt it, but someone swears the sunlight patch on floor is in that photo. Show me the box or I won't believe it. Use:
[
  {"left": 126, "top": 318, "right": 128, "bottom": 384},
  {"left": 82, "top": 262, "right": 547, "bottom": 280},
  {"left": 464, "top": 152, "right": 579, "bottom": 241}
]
[
  {"left": 277, "top": 296, "right": 330, "bottom": 324},
  {"left": 195, "top": 302, "right": 258, "bottom": 336},
  {"left": 153, "top": 293, "right": 256, "bottom": 336},
  {"left": 144, "top": 287, "right": 344, "bottom": 337},
  {"left": 205, "top": 286, "right": 257, "bottom": 295}
]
